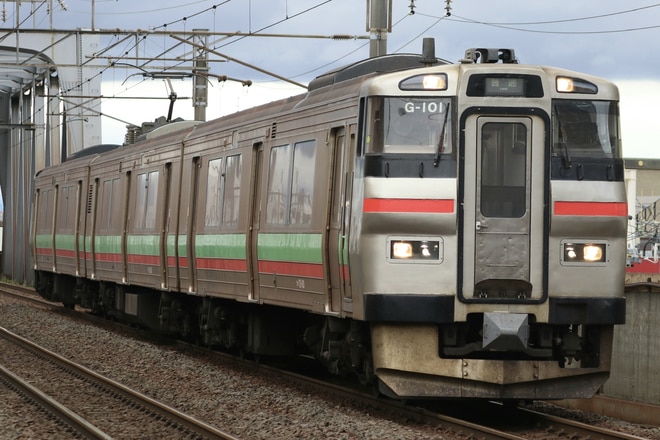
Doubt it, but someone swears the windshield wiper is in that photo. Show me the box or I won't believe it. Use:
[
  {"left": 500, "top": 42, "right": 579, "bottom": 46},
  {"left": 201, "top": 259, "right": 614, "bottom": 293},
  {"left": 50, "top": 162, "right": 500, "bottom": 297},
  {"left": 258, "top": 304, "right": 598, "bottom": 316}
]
[
  {"left": 554, "top": 104, "right": 572, "bottom": 169},
  {"left": 434, "top": 103, "right": 450, "bottom": 167}
]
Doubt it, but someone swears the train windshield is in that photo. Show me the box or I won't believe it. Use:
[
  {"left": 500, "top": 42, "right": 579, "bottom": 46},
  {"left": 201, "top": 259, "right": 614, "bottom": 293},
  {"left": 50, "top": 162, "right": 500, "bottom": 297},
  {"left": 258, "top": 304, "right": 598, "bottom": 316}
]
[
  {"left": 364, "top": 97, "right": 453, "bottom": 155},
  {"left": 552, "top": 100, "right": 620, "bottom": 158}
]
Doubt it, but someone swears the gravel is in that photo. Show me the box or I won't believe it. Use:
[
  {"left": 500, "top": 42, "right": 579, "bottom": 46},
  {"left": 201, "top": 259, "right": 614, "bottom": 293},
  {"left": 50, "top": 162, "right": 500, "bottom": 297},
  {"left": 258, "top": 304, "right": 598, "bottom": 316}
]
[
  {"left": 0, "top": 297, "right": 443, "bottom": 439},
  {"left": 1, "top": 294, "right": 658, "bottom": 439}
]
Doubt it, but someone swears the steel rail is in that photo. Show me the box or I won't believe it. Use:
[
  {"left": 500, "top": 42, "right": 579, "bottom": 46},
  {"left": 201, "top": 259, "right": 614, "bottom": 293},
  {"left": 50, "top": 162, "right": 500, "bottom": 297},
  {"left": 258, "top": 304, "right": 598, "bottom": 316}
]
[
  {"left": 0, "top": 327, "right": 240, "bottom": 440},
  {"left": 0, "top": 364, "right": 113, "bottom": 439}
]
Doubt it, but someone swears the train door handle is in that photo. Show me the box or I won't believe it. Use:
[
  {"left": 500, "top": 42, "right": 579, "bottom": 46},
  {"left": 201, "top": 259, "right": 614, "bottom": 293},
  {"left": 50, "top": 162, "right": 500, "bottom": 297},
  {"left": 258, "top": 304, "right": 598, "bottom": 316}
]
[{"left": 476, "top": 221, "right": 488, "bottom": 231}]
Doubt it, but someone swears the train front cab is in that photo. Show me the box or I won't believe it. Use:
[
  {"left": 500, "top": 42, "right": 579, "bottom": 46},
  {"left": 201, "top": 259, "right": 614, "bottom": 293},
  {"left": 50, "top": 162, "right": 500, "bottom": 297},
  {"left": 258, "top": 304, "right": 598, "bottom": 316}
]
[{"left": 358, "top": 61, "right": 627, "bottom": 400}]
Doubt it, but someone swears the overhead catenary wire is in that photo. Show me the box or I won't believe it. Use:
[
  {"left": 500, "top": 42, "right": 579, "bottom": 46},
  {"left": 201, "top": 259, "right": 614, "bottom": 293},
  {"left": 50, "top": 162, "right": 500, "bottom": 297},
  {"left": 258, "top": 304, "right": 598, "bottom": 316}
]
[{"left": 14, "top": 1, "right": 660, "bottom": 135}]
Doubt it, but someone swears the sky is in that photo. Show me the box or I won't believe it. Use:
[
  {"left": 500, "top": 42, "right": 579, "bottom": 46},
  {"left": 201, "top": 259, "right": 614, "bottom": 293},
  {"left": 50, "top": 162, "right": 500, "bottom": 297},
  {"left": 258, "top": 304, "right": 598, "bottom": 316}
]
[
  {"left": 4, "top": 0, "right": 660, "bottom": 159},
  {"left": 3, "top": 0, "right": 659, "bottom": 212}
]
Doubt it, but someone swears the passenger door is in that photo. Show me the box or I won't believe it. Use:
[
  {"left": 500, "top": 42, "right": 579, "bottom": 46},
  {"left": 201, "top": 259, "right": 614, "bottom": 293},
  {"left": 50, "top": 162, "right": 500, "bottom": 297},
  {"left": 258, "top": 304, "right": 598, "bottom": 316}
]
[
  {"left": 248, "top": 142, "right": 264, "bottom": 302},
  {"left": 462, "top": 115, "right": 545, "bottom": 301},
  {"left": 326, "top": 127, "right": 347, "bottom": 313}
]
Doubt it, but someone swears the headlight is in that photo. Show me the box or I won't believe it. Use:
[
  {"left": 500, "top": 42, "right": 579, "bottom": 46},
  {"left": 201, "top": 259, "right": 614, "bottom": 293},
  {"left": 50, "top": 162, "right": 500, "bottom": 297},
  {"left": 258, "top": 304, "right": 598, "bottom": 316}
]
[
  {"left": 392, "top": 242, "right": 414, "bottom": 259},
  {"left": 561, "top": 241, "right": 607, "bottom": 265},
  {"left": 583, "top": 245, "right": 604, "bottom": 262},
  {"left": 556, "top": 76, "right": 598, "bottom": 94},
  {"left": 388, "top": 237, "right": 443, "bottom": 263},
  {"left": 399, "top": 74, "right": 448, "bottom": 91}
]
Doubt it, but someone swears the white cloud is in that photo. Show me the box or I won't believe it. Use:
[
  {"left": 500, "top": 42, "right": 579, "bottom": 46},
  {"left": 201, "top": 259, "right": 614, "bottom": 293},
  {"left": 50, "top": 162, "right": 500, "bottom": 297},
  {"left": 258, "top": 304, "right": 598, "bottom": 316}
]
[
  {"left": 100, "top": 79, "right": 304, "bottom": 145},
  {"left": 102, "top": 76, "right": 659, "bottom": 160},
  {"left": 617, "top": 80, "right": 660, "bottom": 158}
]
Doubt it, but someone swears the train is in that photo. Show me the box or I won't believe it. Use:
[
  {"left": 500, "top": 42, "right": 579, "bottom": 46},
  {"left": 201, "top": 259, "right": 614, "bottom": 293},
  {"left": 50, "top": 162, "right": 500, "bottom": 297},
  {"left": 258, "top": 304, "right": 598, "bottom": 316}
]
[{"left": 32, "top": 40, "right": 627, "bottom": 400}]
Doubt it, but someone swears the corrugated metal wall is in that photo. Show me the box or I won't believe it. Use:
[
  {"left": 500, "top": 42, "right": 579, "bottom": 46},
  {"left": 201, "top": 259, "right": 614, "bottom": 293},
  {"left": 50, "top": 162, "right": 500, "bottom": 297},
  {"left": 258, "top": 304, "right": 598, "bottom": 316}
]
[{"left": 604, "top": 291, "right": 660, "bottom": 404}]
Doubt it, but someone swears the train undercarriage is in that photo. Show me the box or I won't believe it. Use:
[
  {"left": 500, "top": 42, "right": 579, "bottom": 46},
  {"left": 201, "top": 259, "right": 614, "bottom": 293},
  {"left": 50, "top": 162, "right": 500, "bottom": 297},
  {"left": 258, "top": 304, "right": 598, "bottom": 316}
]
[
  {"left": 34, "top": 271, "right": 375, "bottom": 384},
  {"left": 34, "top": 270, "right": 612, "bottom": 400}
]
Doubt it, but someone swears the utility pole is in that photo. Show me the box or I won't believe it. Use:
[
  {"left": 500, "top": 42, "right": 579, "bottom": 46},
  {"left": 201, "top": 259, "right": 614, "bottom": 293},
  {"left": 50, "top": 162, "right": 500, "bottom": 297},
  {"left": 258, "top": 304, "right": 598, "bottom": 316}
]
[
  {"left": 367, "top": 0, "right": 391, "bottom": 58},
  {"left": 192, "top": 30, "right": 208, "bottom": 122}
]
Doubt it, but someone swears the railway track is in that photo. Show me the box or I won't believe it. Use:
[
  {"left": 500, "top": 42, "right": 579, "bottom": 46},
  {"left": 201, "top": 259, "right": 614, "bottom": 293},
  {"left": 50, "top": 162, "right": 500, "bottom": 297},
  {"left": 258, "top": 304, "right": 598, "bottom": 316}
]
[
  {"left": 0, "top": 326, "right": 237, "bottom": 439},
  {"left": 257, "top": 363, "right": 650, "bottom": 440},
  {"left": 0, "top": 282, "right": 656, "bottom": 439}
]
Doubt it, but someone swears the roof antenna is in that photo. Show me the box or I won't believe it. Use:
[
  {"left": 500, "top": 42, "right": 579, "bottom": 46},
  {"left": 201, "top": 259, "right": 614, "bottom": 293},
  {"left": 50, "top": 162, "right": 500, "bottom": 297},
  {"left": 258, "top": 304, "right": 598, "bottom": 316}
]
[{"left": 420, "top": 37, "right": 437, "bottom": 66}]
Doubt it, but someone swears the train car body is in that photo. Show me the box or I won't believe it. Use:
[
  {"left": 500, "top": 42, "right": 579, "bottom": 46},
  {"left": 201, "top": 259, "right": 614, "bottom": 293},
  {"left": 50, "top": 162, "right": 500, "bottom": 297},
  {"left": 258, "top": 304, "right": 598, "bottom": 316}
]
[{"left": 33, "top": 44, "right": 627, "bottom": 400}]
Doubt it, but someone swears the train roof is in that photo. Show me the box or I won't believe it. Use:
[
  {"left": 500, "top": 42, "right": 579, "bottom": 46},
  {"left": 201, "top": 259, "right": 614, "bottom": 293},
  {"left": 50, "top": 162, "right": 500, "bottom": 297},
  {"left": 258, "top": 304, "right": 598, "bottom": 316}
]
[
  {"left": 308, "top": 53, "right": 451, "bottom": 91},
  {"left": 66, "top": 143, "right": 122, "bottom": 161}
]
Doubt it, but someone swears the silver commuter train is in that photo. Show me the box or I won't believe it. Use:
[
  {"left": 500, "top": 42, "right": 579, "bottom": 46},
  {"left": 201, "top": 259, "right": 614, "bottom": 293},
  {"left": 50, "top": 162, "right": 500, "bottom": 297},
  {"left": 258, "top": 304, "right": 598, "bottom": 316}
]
[{"left": 33, "top": 41, "right": 627, "bottom": 400}]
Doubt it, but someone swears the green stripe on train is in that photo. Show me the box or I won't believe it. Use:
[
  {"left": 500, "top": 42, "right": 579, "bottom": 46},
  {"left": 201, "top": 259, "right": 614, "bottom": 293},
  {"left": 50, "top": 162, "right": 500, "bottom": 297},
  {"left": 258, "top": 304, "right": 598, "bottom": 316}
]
[
  {"left": 35, "top": 234, "right": 51, "bottom": 249},
  {"left": 71, "top": 233, "right": 322, "bottom": 263},
  {"left": 257, "top": 233, "right": 322, "bottom": 263},
  {"left": 54, "top": 234, "right": 76, "bottom": 250},
  {"left": 94, "top": 235, "right": 123, "bottom": 254},
  {"left": 127, "top": 235, "right": 160, "bottom": 255},
  {"left": 195, "top": 234, "right": 246, "bottom": 259}
]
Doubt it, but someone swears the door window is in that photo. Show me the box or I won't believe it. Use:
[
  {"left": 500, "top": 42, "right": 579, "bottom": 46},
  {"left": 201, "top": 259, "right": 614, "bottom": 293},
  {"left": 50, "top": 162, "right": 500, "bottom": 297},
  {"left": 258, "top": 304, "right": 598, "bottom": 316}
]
[{"left": 480, "top": 123, "right": 527, "bottom": 218}]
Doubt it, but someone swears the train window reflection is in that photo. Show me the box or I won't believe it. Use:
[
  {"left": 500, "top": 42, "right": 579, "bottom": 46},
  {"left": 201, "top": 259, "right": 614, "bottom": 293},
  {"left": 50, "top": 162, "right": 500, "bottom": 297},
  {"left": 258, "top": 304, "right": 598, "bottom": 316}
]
[
  {"left": 266, "top": 141, "right": 317, "bottom": 225},
  {"left": 135, "top": 171, "right": 159, "bottom": 230},
  {"left": 205, "top": 158, "right": 224, "bottom": 227},
  {"left": 266, "top": 145, "right": 291, "bottom": 224},
  {"left": 365, "top": 97, "right": 453, "bottom": 155},
  {"left": 290, "top": 140, "right": 316, "bottom": 225},
  {"left": 100, "top": 179, "right": 121, "bottom": 232},
  {"left": 480, "top": 122, "right": 527, "bottom": 218},
  {"left": 223, "top": 155, "right": 242, "bottom": 226},
  {"left": 552, "top": 100, "right": 620, "bottom": 158},
  {"left": 37, "top": 189, "right": 53, "bottom": 233}
]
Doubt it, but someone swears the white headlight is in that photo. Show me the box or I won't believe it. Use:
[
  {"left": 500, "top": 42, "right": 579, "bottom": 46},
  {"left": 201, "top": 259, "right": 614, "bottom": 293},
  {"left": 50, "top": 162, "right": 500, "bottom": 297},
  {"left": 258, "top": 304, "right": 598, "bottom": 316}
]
[
  {"left": 566, "top": 247, "right": 577, "bottom": 259},
  {"left": 388, "top": 238, "right": 443, "bottom": 262},
  {"left": 392, "top": 242, "right": 413, "bottom": 259},
  {"left": 561, "top": 241, "right": 607, "bottom": 265},
  {"left": 583, "top": 245, "right": 603, "bottom": 262}
]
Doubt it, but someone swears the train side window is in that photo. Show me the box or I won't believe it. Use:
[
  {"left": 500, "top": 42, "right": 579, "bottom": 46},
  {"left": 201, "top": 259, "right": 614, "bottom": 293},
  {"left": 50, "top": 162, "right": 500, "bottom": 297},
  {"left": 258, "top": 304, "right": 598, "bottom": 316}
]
[
  {"left": 37, "top": 189, "right": 53, "bottom": 233},
  {"left": 100, "top": 178, "right": 123, "bottom": 232},
  {"left": 265, "top": 142, "right": 316, "bottom": 225},
  {"left": 223, "top": 154, "right": 242, "bottom": 225},
  {"left": 205, "top": 158, "right": 224, "bottom": 227},
  {"left": 290, "top": 140, "right": 316, "bottom": 224},
  {"left": 266, "top": 144, "right": 291, "bottom": 224},
  {"left": 58, "top": 186, "right": 75, "bottom": 233},
  {"left": 135, "top": 171, "right": 159, "bottom": 230},
  {"left": 145, "top": 172, "right": 159, "bottom": 229},
  {"left": 101, "top": 180, "right": 112, "bottom": 230}
]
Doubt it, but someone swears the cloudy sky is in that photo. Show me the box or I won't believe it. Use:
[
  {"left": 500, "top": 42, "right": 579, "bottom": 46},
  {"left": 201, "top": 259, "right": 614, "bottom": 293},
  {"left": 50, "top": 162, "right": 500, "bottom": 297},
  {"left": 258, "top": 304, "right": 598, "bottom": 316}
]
[{"left": 5, "top": 0, "right": 660, "bottom": 158}]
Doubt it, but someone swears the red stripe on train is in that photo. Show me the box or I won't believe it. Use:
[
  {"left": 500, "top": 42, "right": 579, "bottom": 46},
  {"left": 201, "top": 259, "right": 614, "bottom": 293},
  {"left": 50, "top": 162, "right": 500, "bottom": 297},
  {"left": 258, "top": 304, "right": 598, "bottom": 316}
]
[
  {"left": 363, "top": 198, "right": 454, "bottom": 214},
  {"left": 196, "top": 258, "right": 247, "bottom": 271},
  {"left": 258, "top": 261, "right": 324, "bottom": 279},
  {"left": 554, "top": 201, "right": 627, "bottom": 216}
]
